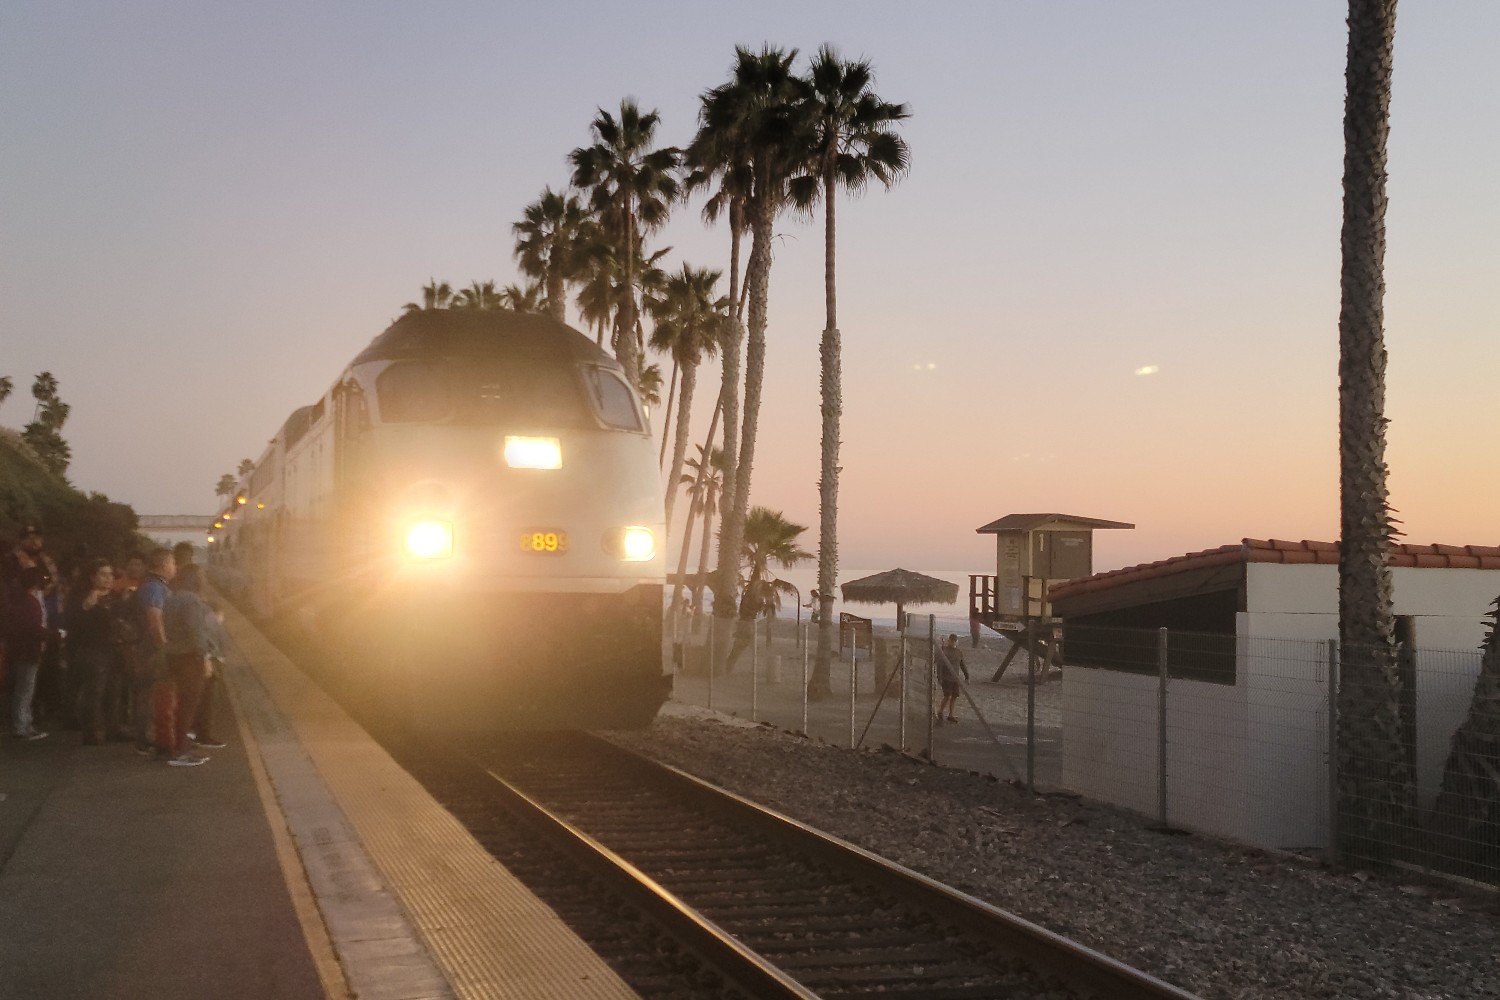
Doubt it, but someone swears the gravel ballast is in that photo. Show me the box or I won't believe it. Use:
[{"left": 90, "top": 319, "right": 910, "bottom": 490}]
[{"left": 610, "top": 706, "right": 1499, "bottom": 1000}]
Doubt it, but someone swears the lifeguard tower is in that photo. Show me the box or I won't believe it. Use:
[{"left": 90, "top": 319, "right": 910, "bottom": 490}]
[{"left": 970, "top": 513, "right": 1133, "bottom": 671}]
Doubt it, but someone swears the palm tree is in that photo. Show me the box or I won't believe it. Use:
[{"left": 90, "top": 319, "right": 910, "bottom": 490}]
[
  {"left": 512, "top": 187, "right": 592, "bottom": 326},
  {"left": 30, "top": 371, "right": 59, "bottom": 422},
  {"left": 214, "top": 474, "right": 237, "bottom": 507},
  {"left": 724, "top": 506, "right": 812, "bottom": 669},
  {"left": 453, "top": 280, "right": 505, "bottom": 311},
  {"left": 693, "top": 46, "right": 810, "bottom": 653},
  {"left": 569, "top": 100, "right": 681, "bottom": 387},
  {"left": 740, "top": 506, "right": 812, "bottom": 617},
  {"left": 1428, "top": 599, "right": 1500, "bottom": 879},
  {"left": 684, "top": 77, "right": 756, "bottom": 576},
  {"left": 674, "top": 445, "right": 725, "bottom": 629},
  {"left": 648, "top": 264, "right": 727, "bottom": 529},
  {"left": 789, "top": 45, "right": 911, "bottom": 697},
  {"left": 402, "top": 279, "right": 454, "bottom": 313},
  {"left": 495, "top": 281, "right": 543, "bottom": 314},
  {"left": 237, "top": 458, "right": 255, "bottom": 480},
  {"left": 1334, "top": 0, "right": 1410, "bottom": 868},
  {"left": 637, "top": 363, "right": 664, "bottom": 411},
  {"left": 0, "top": 375, "right": 13, "bottom": 410}
]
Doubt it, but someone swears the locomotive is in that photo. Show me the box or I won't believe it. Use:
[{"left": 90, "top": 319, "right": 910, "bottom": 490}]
[{"left": 212, "top": 309, "right": 669, "bottom": 731}]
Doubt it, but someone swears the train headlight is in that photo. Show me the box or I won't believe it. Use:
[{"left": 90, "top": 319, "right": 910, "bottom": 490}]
[
  {"left": 504, "top": 436, "right": 562, "bottom": 470},
  {"left": 404, "top": 520, "right": 454, "bottom": 560},
  {"left": 605, "top": 526, "right": 656, "bottom": 562}
]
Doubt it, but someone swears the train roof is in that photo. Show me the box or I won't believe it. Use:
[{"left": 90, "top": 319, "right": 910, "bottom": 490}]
[{"left": 351, "top": 310, "right": 613, "bottom": 368}]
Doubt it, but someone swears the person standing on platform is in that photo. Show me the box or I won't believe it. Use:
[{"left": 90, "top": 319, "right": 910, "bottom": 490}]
[
  {"left": 67, "top": 559, "right": 116, "bottom": 745},
  {"left": 158, "top": 563, "right": 213, "bottom": 766},
  {"left": 187, "top": 601, "right": 229, "bottom": 750},
  {"left": 107, "top": 552, "right": 145, "bottom": 740},
  {"left": 133, "top": 547, "right": 175, "bottom": 757},
  {"left": 9, "top": 566, "right": 57, "bottom": 740},
  {"left": 935, "top": 633, "right": 969, "bottom": 724},
  {"left": 112, "top": 552, "right": 145, "bottom": 596}
]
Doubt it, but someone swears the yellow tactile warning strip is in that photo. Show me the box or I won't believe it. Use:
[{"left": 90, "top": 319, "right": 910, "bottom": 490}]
[{"left": 220, "top": 601, "right": 640, "bottom": 1000}]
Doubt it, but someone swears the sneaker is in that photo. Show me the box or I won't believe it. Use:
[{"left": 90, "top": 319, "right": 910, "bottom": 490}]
[
  {"left": 167, "top": 754, "right": 208, "bottom": 767},
  {"left": 23, "top": 730, "right": 48, "bottom": 741},
  {"left": 192, "top": 738, "right": 227, "bottom": 749},
  {"left": 134, "top": 745, "right": 155, "bottom": 757}
]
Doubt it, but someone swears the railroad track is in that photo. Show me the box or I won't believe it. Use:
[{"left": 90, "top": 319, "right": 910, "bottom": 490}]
[{"left": 461, "top": 732, "right": 1199, "bottom": 1000}]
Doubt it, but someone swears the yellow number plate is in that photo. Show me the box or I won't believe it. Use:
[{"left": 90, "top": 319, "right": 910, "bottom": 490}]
[{"left": 519, "top": 530, "right": 569, "bottom": 554}]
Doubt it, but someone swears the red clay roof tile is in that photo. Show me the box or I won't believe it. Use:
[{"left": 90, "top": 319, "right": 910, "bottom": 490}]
[{"left": 1047, "top": 537, "right": 1500, "bottom": 602}]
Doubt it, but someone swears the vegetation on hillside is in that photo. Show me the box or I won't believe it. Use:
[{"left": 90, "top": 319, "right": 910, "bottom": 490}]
[{"left": 0, "top": 372, "right": 141, "bottom": 567}]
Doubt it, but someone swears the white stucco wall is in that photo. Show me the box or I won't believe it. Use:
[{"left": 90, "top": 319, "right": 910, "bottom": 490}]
[{"left": 1062, "top": 562, "right": 1497, "bottom": 850}]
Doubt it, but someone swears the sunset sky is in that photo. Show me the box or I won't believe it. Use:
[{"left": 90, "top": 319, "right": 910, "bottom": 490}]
[{"left": 3, "top": 2, "right": 1495, "bottom": 573}]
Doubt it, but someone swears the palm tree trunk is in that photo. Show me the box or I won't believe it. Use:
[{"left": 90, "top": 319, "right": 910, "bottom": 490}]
[
  {"left": 546, "top": 270, "right": 566, "bottom": 326},
  {"left": 691, "top": 495, "right": 716, "bottom": 631},
  {"left": 729, "top": 200, "right": 745, "bottom": 321},
  {"left": 711, "top": 222, "right": 746, "bottom": 635},
  {"left": 812, "top": 167, "right": 841, "bottom": 697},
  {"left": 675, "top": 398, "right": 723, "bottom": 620},
  {"left": 1336, "top": 0, "right": 1410, "bottom": 867},
  {"left": 718, "top": 190, "right": 773, "bottom": 654},
  {"left": 618, "top": 209, "right": 640, "bottom": 384},
  {"left": 659, "top": 360, "right": 680, "bottom": 468},
  {"left": 810, "top": 164, "right": 846, "bottom": 695},
  {"left": 664, "top": 363, "right": 697, "bottom": 527}
]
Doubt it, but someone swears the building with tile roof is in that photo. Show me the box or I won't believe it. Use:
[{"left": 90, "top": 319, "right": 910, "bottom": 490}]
[{"left": 1046, "top": 537, "right": 1499, "bottom": 852}]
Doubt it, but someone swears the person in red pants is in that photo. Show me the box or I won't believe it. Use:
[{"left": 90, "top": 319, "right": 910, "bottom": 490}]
[{"left": 157, "top": 563, "right": 214, "bottom": 766}]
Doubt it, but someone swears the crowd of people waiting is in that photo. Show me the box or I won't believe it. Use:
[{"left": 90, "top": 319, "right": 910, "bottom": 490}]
[{"left": 1, "top": 525, "right": 228, "bottom": 767}]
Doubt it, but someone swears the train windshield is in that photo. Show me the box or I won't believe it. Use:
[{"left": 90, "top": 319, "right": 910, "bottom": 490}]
[
  {"left": 583, "top": 367, "right": 645, "bottom": 431},
  {"left": 376, "top": 359, "right": 589, "bottom": 427}
]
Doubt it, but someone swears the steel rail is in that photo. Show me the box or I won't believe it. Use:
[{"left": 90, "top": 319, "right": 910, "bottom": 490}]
[
  {"left": 589, "top": 733, "right": 1201, "bottom": 1000},
  {"left": 471, "top": 753, "right": 820, "bottom": 1000}
]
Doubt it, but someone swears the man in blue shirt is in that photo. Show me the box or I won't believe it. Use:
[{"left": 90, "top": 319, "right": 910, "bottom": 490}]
[{"left": 132, "top": 548, "right": 175, "bottom": 756}]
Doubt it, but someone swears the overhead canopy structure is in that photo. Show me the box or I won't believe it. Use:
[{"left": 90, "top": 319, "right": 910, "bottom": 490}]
[{"left": 840, "top": 568, "right": 959, "bottom": 628}]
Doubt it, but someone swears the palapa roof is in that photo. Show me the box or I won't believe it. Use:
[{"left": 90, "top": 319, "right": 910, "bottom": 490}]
[
  {"left": 975, "top": 513, "right": 1135, "bottom": 534},
  {"left": 840, "top": 568, "right": 959, "bottom": 605}
]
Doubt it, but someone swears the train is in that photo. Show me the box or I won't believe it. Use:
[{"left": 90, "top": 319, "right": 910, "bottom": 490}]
[{"left": 210, "top": 308, "right": 669, "bottom": 731}]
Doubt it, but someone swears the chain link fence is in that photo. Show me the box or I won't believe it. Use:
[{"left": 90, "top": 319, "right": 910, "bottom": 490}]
[{"left": 666, "top": 612, "right": 1499, "bottom": 887}]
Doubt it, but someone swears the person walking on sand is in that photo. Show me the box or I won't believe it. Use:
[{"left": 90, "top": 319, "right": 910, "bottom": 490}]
[{"left": 935, "top": 633, "right": 969, "bottom": 724}]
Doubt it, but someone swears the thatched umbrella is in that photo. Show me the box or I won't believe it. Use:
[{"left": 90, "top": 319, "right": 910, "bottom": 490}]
[{"left": 839, "top": 568, "right": 959, "bottom": 630}]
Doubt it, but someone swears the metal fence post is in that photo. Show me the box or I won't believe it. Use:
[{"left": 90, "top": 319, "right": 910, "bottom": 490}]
[
  {"left": 801, "top": 621, "right": 810, "bottom": 736},
  {"left": 751, "top": 614, "right": 759, "bottom": 723},
  {"left": 898, "top": 622, "right": 908, "bottom": 751},
  {"left": 849, "top": 640, "right": 858, "bottom": 747},
  {"left": 926, "top": 614, "right": 936, "bottom": 760},
  {"left": 1327, "top": 638, "right": 1340, "bottom": 864},
  {"left": 1026, "top": 621, "right": 1036, "bottom": 793},
  {"left": 1157, "top": 626, "right": 1169, "bottom": 828}
]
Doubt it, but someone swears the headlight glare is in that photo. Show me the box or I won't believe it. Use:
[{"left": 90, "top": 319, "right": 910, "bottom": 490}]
[
  {"left": 621, "top": 526, "right": 655, "bottom": 562},
  {"left": 405, "top": 520, "right": 454, "bottom": 560},
  {"left": 504, "top": 436, "right": 562, "bottom": 470}
]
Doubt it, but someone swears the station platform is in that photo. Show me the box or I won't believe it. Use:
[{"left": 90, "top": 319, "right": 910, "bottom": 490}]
[{"left": 0, "top": 602, "right": 639, "bottom": 1000}]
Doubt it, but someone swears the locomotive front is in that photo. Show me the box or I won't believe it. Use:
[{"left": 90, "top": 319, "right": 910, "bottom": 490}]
[{"left": 330, "top": 312, "right": 669, "bottom": 731}]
